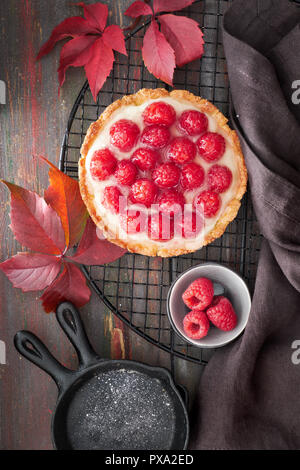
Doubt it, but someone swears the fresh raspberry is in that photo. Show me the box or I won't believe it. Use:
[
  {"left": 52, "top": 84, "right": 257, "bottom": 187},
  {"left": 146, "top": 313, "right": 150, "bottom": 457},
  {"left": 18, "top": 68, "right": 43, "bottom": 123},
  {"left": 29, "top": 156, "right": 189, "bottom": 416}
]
[
  {"left": 131, "top": 147, "right": 159, "bottom": 171},
  {"left": 167, "top": 137, "right": 196, "bottom": 164},
  {"left": 110, "top": 119, "right": 140, "bottom": 152},
  {"left": 208, "top": 164, "right": 232, "bottom": 193},
  {"left": 142, "top": 101, "right": 176, "bottom": 127},
  {"left": 183, "top": 310, "right": 210, "bottom": 340},
  {"left": 114, "top": 160, "right": 137, "bottom": 186},
  {"left": 196, "top": 132, "right": 226, "bottom": 162},
  {"left": 148, "top": 212, "right": 174, "bottom": 242},
  {"left": 102, "top": 186, "right": 122, "bottom": 214},
  {"left": 120, "top": 210, "right": 147, "bottom": 234},
  {"left": 175, "top": 210, "right": 204, "bottom": 239},
  {"left": 157, "top": 189, "right": 185, "bottom": 216},
  {"left": 180, "top": 162, "right": 205, "bottom": 190},
  {"left": 182, "top": 277, "right": 214, "bottom": 310},
  {"left": 179, "top": 110, "right": 208, "bottom": 136},
  {"left": 140, "top": 125, "right": 170, "bottom": 149},
  {"left": 130, "top": 178, "right": 157, "bottom": 207},
  {"left": 152, "top": 163, "right": 180, "bottom": 189},
  {"left": 193, "top": 190, "right": 220, "bottom": 218},
  {"left": 206, "top": 296, "right": 237, "bottom": 331},
  {"left": 90, "top": 149, "right": 117, "bottom": 181}
]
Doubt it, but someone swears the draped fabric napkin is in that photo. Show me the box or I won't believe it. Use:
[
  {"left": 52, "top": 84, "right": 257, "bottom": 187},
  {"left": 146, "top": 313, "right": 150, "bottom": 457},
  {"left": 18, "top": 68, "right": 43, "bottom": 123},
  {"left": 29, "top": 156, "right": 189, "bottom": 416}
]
[{"left": 190, "top": 0, "right": 300, "bottom": 449}]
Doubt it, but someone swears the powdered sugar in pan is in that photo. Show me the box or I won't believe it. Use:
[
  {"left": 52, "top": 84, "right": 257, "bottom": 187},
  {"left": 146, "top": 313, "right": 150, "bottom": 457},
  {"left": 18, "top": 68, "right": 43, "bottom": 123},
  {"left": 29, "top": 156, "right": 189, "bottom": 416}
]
[{"left": 66, "top": 368, "right": 176, "bottom": 450}]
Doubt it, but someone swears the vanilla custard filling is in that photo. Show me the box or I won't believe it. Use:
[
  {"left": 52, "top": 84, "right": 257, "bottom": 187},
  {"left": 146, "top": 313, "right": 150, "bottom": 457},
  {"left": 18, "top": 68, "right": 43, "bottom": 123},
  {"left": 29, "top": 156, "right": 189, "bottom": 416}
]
[{"left": 85, "top": 97, "right": 240, "bottom": 250}]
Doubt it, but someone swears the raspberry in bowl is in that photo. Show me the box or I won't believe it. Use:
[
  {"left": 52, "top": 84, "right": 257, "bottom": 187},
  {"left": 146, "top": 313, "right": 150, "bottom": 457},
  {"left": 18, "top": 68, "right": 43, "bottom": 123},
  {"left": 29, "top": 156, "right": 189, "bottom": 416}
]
[{"left": 167, "top": 263, "right": 251, "bottom": 348}]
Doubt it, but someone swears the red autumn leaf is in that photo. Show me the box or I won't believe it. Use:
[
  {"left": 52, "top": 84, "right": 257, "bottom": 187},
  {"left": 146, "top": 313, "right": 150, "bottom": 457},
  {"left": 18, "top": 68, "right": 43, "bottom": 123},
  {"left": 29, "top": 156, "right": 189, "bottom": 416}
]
[
  {"left": 0, "top": 155, "right": 125, "bottom": 314},
  {"left": 40, "top": 157, "right": 89, "bottom": 249},
  {"left": 84, "top": 37, "right": 115, "bottom": 101},
  {"left": 58, "top": 35, "right": 98, "bottom": 88},
  {"left": 37, "top": 2, "right": 126, "bottom": 101},
  {"left": 75, "top": 2, "right": 108, "bottom": 31},
  {"left": 153, "top": 0, "right": 195, "bottom": 13},
  {"left": 69, "top": 217, "right": 126, "bottom": 265},
  {"left": 0, "top": 253, "right": 62, "bottom": 292},
  {"left": 142, "top": 19, "right": 175, "bottom": 86},
  {"left": 125, "top": 0, "right": 204, "bottom": 85},
  {"left": 40, "top": 262, "right": 91, "bottom": 313},
  {"left": 124, "top": 1, "right": 153, "bottom": 17},
  {"left": 36, "top": 17, "right": 96, "bottom": 61},
  {"left": 2, "top": 181, "right": 65, "bottom": 255},
  {"left": 159, "top": 14, "right": 204, "bottom": 67},
  {"left": 102, "top": 25, "right": 128, "bottom": 55}
]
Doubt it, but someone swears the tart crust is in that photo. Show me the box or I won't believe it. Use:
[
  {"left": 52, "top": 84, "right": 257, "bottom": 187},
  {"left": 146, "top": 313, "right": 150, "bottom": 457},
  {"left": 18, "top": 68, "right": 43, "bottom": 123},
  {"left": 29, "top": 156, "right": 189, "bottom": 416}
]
[{"left": 79, "top": 88, "right": 247, "bottom": 257}]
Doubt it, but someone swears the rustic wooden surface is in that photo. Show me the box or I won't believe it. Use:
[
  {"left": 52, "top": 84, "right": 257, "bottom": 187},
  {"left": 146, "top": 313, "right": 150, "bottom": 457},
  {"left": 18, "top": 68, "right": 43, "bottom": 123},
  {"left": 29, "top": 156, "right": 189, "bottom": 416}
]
[{"left": 0, "top": 0, "right": 203, "bottom": 450}]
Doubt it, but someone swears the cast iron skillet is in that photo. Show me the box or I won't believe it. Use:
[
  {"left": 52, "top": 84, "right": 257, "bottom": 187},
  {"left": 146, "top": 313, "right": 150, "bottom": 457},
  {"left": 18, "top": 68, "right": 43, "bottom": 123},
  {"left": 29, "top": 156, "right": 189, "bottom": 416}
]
[{"left": 14, "top": 302, "right": 189, "bottom": 450}]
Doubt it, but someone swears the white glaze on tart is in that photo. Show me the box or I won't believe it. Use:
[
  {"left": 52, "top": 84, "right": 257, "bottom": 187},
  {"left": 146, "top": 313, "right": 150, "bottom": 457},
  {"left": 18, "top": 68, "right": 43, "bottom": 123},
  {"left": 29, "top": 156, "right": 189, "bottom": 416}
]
[{"left": 79, "top": 89, "right": 247, "bottom": 257}]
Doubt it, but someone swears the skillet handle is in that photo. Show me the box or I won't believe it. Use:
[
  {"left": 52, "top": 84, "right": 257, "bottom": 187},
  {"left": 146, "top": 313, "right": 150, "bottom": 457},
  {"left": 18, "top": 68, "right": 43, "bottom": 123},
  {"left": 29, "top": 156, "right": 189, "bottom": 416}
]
[
  {"left": 56, "top": 302, "right": 99, "bottom": 368},
  {"left": 14, "top": 331, "right": 73, "bottom": 393}
]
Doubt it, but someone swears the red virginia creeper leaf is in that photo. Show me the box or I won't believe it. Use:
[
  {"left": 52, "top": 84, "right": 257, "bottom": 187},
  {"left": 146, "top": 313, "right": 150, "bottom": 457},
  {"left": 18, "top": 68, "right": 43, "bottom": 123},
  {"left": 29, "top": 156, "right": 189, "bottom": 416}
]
[
  {"left": 2, "top": 181, "right": 65, "bottom": 255},
  {"left": 0, "top": 253, "right": 62, "bottom": 292},
  {"left": 102, "top": 25, "right": 127, "bottom": 56},
  {"left": 40, "top": 156, "right": 89, "bottom": 249},
  {"left": 84, "top": 37, "right": 114, "bottom": 101},
  {"left": 76, "top": 2, "right": 108, "bottom": 31},
  {"left": 68, "top": 217, "right": 126, "bottom": 265},
  {"left": 58, "top": 35, "right": 98, "bottom": 88},
  {"left": 36, "top": 17, "right": 96, "bottom": 61},
  {"left": 125, "top": 1, "right": 153, "bottom": 17},
  {"left": 40, "top": 262, "right": 91, "bottom": 313},
  {"left": 142, "top": 19, "right": 175, "bottom": 86},
  {"left": 153, "top": 0, "right": 195, "bottom": 13},
  {"left": 159, "top": 14, "right": 204, "bottom": 67},
  {"left": 37, "top": 2, "right": 126, "bottom": 101}
]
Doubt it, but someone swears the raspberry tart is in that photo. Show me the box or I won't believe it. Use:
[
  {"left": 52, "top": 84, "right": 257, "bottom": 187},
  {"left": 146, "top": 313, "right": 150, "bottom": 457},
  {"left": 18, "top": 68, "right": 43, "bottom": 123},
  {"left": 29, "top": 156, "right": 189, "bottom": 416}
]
[{"left": 79, "top": 88, "right": 247, "bottom": 257}]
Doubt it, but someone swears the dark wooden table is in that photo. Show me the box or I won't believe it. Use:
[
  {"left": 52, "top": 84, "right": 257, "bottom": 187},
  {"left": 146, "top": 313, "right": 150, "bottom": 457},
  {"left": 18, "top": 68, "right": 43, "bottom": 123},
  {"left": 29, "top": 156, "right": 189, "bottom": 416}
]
[{"left": 0, "top": 0, "right": 203, "bottom": 450}]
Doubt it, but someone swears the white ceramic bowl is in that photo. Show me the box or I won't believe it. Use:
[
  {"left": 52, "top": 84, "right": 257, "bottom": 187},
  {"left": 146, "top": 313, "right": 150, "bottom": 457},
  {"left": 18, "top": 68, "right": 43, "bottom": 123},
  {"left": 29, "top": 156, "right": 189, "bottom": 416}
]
[{"left": 167, "top": 263, "right": 251, "bottom": 348}]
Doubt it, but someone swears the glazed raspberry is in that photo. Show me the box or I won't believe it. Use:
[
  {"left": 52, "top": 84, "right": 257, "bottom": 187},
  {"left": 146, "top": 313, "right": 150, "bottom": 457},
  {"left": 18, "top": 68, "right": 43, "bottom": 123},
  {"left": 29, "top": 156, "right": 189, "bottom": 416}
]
[
  {"left": 167, "top": 137, "right": 196, "bottom": 164},
  {"left": 110, "top": 119, "right": 140, "bottom": 152},
  {"left": 142, "top": 101, "right": 176, "bottom": 127},
  {"left": 193, "top": 190, "right": 220, "bottom": 218},
  {"left": 183, "top": 310, "right": 210, "bottom": 340},
  {"left": 152, "top": 163, "right": 180, "bottom": 189},
  {"left": 130, "top": 178, "right": 157, "bottom": 207},
  {"left": 208, "top": 164, "right": 232, "bottom": 193},
  {"left": 102, "top": 186, "right": 122, "bottom": 214},
  {"left": 196, "top": 132, "right": 226, "bottom": 162},
  {"left": 180, "top": 162, "right": 205, "bottom": 190},
  {"left": 90, "top": 149, "right": 117, "bottom": 181},
  {"left": 182, "top": 277, "right": 214, "bottom": 310},
  {"left": 206, "top": 296, "right": 237, "bottom": 331},
  {"left": 140, "top": 125, "right": 170, "bottom": 149},
  {"left": 120, "top": 210, "right": 147, "bottom": 234},
  {"left": 175, "top": 210, "right": 204, "bottom": 239},
  {"left": 131, "top": 147, "right": 159, "bottom": 171},
  {"left": 115, "top": 160, "right": 137, "bottom": 186},
  {"left": 148, "top": 213, "right": 174, "bottom": 242},
  {"left": 157, "top": 189, "right": 185, "bottom": 216},
  {"left": 179, "top": 110, "right": 208, "bottom": 136}
]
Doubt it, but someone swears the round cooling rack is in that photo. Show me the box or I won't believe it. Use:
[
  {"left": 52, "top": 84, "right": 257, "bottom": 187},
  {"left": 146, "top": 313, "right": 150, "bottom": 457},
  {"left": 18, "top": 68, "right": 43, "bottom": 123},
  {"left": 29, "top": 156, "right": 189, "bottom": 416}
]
[{"left": 59, "top": 0, "right": 262, "bottom": 365}]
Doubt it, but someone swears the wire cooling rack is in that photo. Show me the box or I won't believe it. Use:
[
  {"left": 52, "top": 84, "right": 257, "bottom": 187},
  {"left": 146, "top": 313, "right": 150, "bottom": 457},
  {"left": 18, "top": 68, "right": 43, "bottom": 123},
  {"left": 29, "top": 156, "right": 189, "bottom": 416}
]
[{"left": 59, "top": 0, "right": 262, "bottom": 365}]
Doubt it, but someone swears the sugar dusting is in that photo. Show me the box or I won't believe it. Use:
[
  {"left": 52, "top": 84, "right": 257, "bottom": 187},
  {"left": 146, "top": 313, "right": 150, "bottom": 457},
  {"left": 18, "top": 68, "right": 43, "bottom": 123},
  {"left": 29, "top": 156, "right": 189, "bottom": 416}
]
[{"left": 66, "top": 368, "right": 176, "bottom": 450}]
